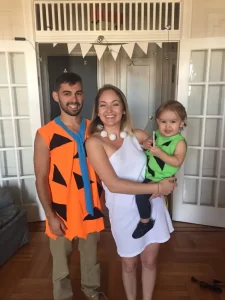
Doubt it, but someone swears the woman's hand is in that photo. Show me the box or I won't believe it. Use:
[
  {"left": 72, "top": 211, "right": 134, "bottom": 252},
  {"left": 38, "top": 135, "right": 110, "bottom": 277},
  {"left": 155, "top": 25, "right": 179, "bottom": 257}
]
[
  {"left": 158, "top": 177, "right": 177, "bottom": 195},
  {"left": 150, "top": 192, "right": 163, "bottom": 200}
]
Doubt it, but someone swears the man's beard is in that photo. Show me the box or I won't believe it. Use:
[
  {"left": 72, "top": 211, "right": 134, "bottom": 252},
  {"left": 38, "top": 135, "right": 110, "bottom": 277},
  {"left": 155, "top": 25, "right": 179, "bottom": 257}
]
[{"left": 59, "top": 100, "right": 83, "bottom": 116}]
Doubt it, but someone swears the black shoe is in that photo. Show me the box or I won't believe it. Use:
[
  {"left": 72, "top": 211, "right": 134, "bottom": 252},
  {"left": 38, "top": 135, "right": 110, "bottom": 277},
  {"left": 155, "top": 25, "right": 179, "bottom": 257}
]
[{"left": 132, "top": 219, "right": 155, "bottom": 239}]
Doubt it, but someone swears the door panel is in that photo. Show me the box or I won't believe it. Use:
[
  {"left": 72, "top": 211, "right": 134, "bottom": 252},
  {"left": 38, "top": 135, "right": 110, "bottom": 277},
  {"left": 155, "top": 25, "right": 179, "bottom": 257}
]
[
  {"left": 173, "top": 38, "right": 225, "bottom": 227},
  {"left": 119, "top": 57, "right": 161, "bottom": 134},
  {"left": 0, "top": 41, "right": 44, "bottom": 221}
]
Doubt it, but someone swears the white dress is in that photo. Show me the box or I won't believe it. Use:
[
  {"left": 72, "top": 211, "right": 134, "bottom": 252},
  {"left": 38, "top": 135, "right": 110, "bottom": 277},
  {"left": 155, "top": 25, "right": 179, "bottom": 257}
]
[{"left": 102, "top": 135, "right": 174, "bottom": 257}]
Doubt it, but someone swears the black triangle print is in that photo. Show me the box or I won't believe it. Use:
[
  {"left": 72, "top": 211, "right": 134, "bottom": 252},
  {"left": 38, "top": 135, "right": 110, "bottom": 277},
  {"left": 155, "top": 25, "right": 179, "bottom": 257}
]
[
  {"left": 50, "top": 134, "right": 72, "bottom": 151},
  {"left": 74, "top": 152, "right": 79, "bottom": 159},
  {"left": 154, "top": 156, "right": 165, "bottom": 171},
  {"left": 83, "top": 207, "right": 104, "bottom": 221},
  {"left": 147, "top": 165, "right": 155, "bottom": 177},
  {"left": 73, "top": 173, "right": 93, "bottom": 190},
  {"left": 97, "top": 182, "right": 103, "bottom": 198},
  {"left": 52, "top": 202, "right": 67, "bottom": 221},
  {"left": 73, "top": 173, "right": 84, "bottom": 189},
  {"left": 162, "top": 140, "right": 172, "bottom": 147},
  {"left": 53, "top": 165, "right": 67, "bottom": 186}
]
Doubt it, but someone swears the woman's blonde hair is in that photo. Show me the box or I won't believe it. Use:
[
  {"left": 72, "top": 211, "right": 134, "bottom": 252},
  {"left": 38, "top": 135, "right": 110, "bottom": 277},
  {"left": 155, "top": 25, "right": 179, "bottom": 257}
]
[{"left": 88, "top": 84, "right": 134, "bottom": 135}]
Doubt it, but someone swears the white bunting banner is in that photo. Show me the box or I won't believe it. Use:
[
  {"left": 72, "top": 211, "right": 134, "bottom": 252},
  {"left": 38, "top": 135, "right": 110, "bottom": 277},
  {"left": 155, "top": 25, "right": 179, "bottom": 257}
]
[
  {"left": 53, "top": 43, "right": 57, "bottom": 47},
  {"left": 110, "top": 45, "right": 121, "bottom": 60},
  {"left": 80, "top": 43, "right": 92, "bottom": 58},
  {"left": 136, "top": 42, "right": 149, "bottom": 54},
  {"left": 94, "top": 45, "right": 107, "bottom": 60},
  {"left": 67, "top": 43, "right": 77, "bottom": 54},
  {"left": 156, "top": 42, "right": 162, "bottom": 48},
  {"left": 122, "top": 43, "right": 135, "bottom": 59}
]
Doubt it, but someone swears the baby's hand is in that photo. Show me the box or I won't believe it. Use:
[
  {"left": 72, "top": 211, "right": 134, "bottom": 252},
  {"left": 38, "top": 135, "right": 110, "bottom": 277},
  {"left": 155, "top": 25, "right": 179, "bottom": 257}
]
[
  {"left": 143, "top": 138, "right": 152, "bottom": 150},
  {"left": 149, "top": 146, "right": 162, "bottom": 157}
]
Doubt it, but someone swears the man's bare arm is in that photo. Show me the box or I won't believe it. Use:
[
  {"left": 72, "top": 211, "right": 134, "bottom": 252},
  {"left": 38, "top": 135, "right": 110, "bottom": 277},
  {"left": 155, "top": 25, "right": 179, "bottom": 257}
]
[
  {"left": 34, "top": 132, "right": 66, "bottom": 236},
  {"left": 34, "top": 132, "right": 54, "bottom": 218}
]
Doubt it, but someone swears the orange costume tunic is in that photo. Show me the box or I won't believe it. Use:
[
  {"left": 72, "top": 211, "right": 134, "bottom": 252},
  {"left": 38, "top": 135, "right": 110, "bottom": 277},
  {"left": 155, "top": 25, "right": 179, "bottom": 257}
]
[{"left": 38, "top": 117, "right": 105, "bottom": 240}]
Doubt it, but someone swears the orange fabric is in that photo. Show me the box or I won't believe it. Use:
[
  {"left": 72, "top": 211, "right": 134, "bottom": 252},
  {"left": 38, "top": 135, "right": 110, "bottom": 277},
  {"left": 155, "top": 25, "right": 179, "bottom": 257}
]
[{"left": 38, "top": 119, "right": 104, "bottom": 240}]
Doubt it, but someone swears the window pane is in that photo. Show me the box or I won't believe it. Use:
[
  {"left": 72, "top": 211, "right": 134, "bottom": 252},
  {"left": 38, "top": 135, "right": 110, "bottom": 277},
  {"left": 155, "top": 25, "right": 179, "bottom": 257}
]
[
  {"left": 0, "top": 150, "right": 17, "bottom": 178},
  {"left": 209, "top": 49, "right": 225, "bottom": 82},
  {"left": 187, "top": 85, "right": 205, "bottom": 115},
  {"left": 18, "top": 149, "right": 34, "bottom": 176},
  {"left": 186, "top": 118, "right": 202, "bottom": 146},
  {"left": 0, "top": 119, "right": 14, "bottom": 148},
  {"left": 9, "top": 53, "right": 27, "bottom": 84},
  {"left": 202, "top": 150, "right": 219, "bottom": 178},
  {"left": 184, "top": 149, "right": 200, "bottom": 176},
  {"left": 200, "top": 180, "right": 216, "bottom": 207},
  {"left": 207, "top": 86, "right": 225, "bottom": 115},
  {"left": 0, "top": 88, "right": 11, "bottom": 117},
  {"left": 218, "top": 181, "right": 225, "bottom": 208},
  {"left": 183, "top": 178, "right": 198, "bottom": 204},
  {"left": 12, "top": 87, "right": 29, "bottom": 116},
  {"left": 189, "top": 50, "right": 207, "bottom": 83},
  {"left": 204, "top": 119, "right": 222, "bottom": 147},
  {"left": 0, "top": 52, "right": 8, "bottom": 84},
  {"left": 16, "top": 119, "right": 32, "bottom": 147}
]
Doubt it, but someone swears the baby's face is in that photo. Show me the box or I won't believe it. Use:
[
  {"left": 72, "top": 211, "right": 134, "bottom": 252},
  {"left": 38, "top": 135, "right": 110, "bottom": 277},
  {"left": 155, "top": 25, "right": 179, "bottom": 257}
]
[{"left": 156, "top": 110, "right": 184, "bottom": 137}]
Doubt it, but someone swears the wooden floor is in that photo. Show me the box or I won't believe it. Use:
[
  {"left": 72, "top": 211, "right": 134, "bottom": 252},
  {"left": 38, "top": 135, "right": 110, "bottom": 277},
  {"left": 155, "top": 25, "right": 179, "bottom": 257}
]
[{"left": 1, "top": 222, "right": 225, "bottom": 300}]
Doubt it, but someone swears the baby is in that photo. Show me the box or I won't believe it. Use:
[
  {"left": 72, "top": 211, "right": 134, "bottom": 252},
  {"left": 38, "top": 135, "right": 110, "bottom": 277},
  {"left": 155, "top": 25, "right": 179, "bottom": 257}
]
[{"left": 133, "top": 100, "right": 187, "bottom": 239}]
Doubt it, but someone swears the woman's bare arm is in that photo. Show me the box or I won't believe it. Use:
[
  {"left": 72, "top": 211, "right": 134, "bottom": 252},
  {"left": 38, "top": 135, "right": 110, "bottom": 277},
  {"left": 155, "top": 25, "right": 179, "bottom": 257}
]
[
  {"left": 86, "top": 135, "right": 174, "bottom": 195},
  {"left": 134, "top": 129, "right": 150, "bottom": 145}
]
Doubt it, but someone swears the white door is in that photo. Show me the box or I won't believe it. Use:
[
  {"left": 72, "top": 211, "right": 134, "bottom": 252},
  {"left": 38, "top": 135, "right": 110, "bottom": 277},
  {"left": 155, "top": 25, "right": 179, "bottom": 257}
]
[
  {"left": 173, "top": 38, "right": 225, "bottom": 227},
  {"left": 0, "top": 41, "right": 45, "bottom": 222},
  {"left": 119, "top": 57, "right": 161, "bottom": 133}
]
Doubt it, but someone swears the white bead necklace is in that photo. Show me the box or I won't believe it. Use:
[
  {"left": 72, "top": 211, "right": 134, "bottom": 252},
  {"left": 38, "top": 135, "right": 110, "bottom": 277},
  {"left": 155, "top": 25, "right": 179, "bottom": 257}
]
[{"left": 100, "top": 130, "right": 127, "bottom": 141}]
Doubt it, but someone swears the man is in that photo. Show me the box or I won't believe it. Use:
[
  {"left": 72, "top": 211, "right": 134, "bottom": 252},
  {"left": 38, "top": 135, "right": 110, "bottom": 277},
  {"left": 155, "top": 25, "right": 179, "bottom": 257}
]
[{"left": 34, "top": 72, "right": 106, "bottom": 300}]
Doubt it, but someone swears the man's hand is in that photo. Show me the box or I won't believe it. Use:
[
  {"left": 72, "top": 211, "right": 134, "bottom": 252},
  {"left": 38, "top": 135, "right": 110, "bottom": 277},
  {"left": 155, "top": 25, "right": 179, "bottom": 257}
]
[{"left": 48, "top": 213, "right": 67, "bottom": 236}]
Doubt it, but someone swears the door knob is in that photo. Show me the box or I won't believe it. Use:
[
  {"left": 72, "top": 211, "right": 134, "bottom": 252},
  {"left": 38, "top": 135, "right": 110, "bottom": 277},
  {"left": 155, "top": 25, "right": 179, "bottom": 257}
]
[{"left": 149, "top": 116, "right": 154, "bottom": 120}]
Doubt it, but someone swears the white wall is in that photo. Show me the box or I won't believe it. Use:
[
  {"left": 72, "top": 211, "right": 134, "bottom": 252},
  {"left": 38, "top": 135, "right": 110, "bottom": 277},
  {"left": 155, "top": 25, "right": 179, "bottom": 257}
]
[
  {"left": 0, "top": 0, "right": 25, "bottom": 39},
  {"left": 191, "top": 0, "right": 225, "bottom": 38}
]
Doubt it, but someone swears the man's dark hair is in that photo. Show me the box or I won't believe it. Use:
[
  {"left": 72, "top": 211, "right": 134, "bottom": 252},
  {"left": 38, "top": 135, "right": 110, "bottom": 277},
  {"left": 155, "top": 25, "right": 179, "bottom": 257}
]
[{"left": 54, "top": 72, "right": 82, "bottom": 92}]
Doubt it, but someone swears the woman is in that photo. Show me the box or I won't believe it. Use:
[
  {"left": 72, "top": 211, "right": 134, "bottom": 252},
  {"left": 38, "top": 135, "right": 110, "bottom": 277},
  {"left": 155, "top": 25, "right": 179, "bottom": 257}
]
[{"left": 86, "top": 85, "right": 175, "bottom": 300}]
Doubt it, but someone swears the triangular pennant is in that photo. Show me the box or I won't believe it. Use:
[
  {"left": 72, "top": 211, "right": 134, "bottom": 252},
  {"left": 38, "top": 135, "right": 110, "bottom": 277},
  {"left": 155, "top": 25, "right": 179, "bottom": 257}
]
[
  {"left": 80, "top": 43, "right": 92, "bottom": 58},
  {"left": 110, "top": 45, "right": 121, "bottom": 60},
  {"left": 122, "top": 43, "right": 135, "bottom": 59},
  {"left": 53, "top": 43, "right": 57, "bottom": 47},
  {"left": 67, "top": 43, "right": 77, "bottom": 54},
  {"left": 136, "top": 42, "right": 148, "bottom": 54},
  {"left": 156, "top": 42, "right": 162, "bottom": 48},
  {"left": 94, "top": 45, "right": 107, "bottom": 60}
]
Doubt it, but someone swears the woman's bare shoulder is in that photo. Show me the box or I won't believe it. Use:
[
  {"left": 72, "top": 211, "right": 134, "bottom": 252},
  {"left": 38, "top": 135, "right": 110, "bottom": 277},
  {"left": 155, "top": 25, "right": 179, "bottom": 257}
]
[{"left": 86, "top": 133, "right": 104, "bottom": 149}]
